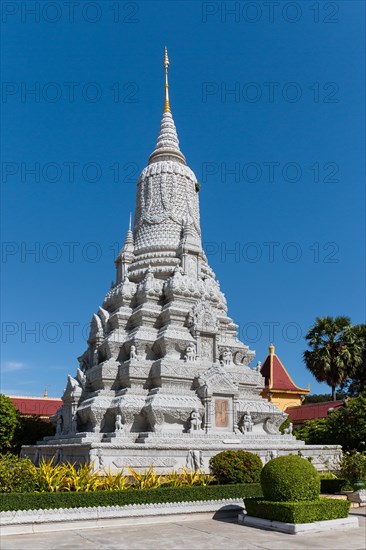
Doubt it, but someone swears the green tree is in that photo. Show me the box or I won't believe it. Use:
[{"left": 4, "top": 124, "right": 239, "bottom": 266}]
[
  {"left": 303, "top": 316, "right": 363, "bottom": 401},
  {"left": 12, "top": 416, "right": 55, "bottom": 455},
  {"left": 295, "top": 391, "right": 366, "bottom": 451},
  {"left": 303, "top": 394, "right": 333, "bottom": 404},
  {"left": 340, "top": 324, "right": 366, "bottom": 396},
  {"left": 294, "top": 417, "right": 332, "bottom": 446},
  {"left": 0, "top": 395, "right": 20, "bottom": 453},
  {"left": 330, "top": 391, "right": 366, "bottom": 451}
]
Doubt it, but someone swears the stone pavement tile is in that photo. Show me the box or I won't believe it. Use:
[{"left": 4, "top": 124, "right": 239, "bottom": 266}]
[
  {"left": 73, "top": 520, "right": 259, "bottom": 550},
  {"left": 1, "top": 509, "right": 365, "bottom": 550},
  {"left": 0, "top": 521, "right": 258, "bottom": 550},
  {"left": 0, "top": 530, "right": 98, "bottom": 550}
]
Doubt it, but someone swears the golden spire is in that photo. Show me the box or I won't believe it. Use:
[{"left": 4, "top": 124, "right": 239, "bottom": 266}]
[{"left": 163, "top": 46, "right": 171, "bottom": 113}]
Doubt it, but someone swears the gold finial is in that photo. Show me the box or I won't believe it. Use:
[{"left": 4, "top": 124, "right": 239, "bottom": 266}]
[
  {"left": 163, "top": 46, "right": 171, "bottom": 113},
  {"left": 269, "top": 343, "right": 275, "bottom": 355},
  {"left": 43, "top": 386, "right": 48, "bottom": 398}
]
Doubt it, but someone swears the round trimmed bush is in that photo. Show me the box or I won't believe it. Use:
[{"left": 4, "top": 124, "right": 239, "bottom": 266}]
[
  {"left": 261, "top": 455, "right": 320, "bottom": 502},
  {"left": 209, "top": 450, "right": 262, "bottom": 484}
]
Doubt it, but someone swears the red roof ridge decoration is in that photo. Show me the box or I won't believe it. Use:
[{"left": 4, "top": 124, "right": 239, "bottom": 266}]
[{"left": 260, "top": 343, "right": 309, "bottom": 394}]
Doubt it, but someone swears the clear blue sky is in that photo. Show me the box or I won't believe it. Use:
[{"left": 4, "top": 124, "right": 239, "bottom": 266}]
[{"left": 1, "top": 1, "right": 365, "bottom": 398}]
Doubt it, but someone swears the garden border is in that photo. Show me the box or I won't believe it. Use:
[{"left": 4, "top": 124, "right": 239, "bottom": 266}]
[{"left": 0, "top": 498, "right": 244, "bottom": 536}]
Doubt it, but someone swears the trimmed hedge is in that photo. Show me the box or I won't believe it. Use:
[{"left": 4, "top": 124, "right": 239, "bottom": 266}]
[
  {"left": 209, "top": 451, "right": 262, "bottom": 484},
  {"left": 244, "top": 497, "right": 350, "bottom": 524},
  {"left": 0, "top": 483, "right": 262, "bottom": 512},
  {"left": 261, "top": 456, "right": 320, "bottom": 502},
  {"left": 320, "top": 478, "right": 348, "bottom": 494}
]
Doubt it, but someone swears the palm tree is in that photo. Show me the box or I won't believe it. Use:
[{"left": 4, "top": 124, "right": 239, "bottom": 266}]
[
  {"left": 303, "top": 316, "right": 363, "bottom": 401},
  {"left": 341, "top": 324, "right": 366, "bottom": 396}
]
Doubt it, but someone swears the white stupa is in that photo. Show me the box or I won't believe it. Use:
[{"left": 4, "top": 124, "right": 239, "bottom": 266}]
[{"left": 24, "top": 50, "right": 339, "bottom": 472}]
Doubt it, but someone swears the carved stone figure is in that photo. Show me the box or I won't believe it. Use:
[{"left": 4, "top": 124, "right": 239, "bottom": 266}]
[
  {"left": 33, "top": 449, "right": 40, "bottom": 466},
  {"left": 130, "top": 345, "right": 137, "bottom": 361},
  {"left": 115, "top": 414, "right": 123, "bottom": 432},
  {"left": 96, "top": 448, "right": 104, "bottom": 468},
  {"left": 221, "top": 348, "right": 232, "bottom": 365},
  {"left": 71, "top": 413, "right": 78, "bottom": 433},
  {"left": 184, "top": 343, "right": 196, "bottom": 362},
  {"left": 186, "top": 450, "right": 203, "bottom": 471},
  {"left": 54, "top": 448, "right": 63, "bottom": 465},
  {"left": 90, "top": 448, "right": 104, "bottom": 470},
  {"left": 255, "top": 360, "right": 261, "bottom": 372},
  {"left": 265, "top": 449, "right": 278, "bottom": 463},
  {"left": 188, "top": 408, "right": 202, "bottom": 432},
  {"left": 56, "top": 414, "right": 63, "bottom": 435},
  {"left": 243, "top": 412, "right": 253, "bottom": 433},
  {"left": 284, "top": 422, "right": 293, "bottom": 435}
]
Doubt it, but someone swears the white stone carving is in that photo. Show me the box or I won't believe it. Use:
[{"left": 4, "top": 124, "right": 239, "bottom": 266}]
[
  {"left": 186, "top": 450, "right": 203, "bottom": 471},
  {"left": 55, "top": 414, "right": 63, "bottom": 435},
  {"left": 221, "top": 347, "right": 232, "bottom": 365},
  {"left": 115, "top": 414, "right": 123, "bottom": 432},
  {"left": 188, "top": 408, "right": 202, "bottom": 433},
  {"left": 184, "top": 342, "right": 196, "bottom": 362},
  {"left": 129, "top": 345, "right": 138, "bottom": 361},
  {"left": 243, "top": 412, "right": 253, "bottom": 433},
  {"left": 284, "top": 422, "right": 293, "bottom": 435}
]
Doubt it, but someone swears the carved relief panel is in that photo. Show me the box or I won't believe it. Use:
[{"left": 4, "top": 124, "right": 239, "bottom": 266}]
[
  {"left": 199, "top": 334, "right": 216, "bottom": 363},
  {"left": 212, "top": 396, "right": 233, "bottom": 431},
  {"left": 186, "top": 254, "right": 198, "bottom": 278}
]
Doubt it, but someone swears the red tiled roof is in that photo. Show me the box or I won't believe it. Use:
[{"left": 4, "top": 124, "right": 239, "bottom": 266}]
[
  {"left": 10, "top": 396, "right": 62, "bottom": 417},
  {"left": 286, "top": 400, "right": 345, "bottom": 423},
  {"left": 260, "top": 345, "right": 309, "bottom": 393}
]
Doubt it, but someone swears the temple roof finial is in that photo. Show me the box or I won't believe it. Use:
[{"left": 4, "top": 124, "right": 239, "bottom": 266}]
[
  {"left": 148, "top": 48, "right": 186, "bottom": 165},
  {"left": 129, "top": 212, "right": 132, "bottom": 231},
  {"left": 164, "top": 46, "right": 170, "bottom": 113}
]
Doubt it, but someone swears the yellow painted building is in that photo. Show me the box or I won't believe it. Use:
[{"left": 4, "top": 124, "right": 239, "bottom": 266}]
[{"left": 260, "top": 344, "right": 310, "bottom": 411}]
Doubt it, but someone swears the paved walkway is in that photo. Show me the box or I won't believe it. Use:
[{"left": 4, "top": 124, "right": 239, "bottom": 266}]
[{"left": 1, "top": 508, "right": 365, "bottom": 550}]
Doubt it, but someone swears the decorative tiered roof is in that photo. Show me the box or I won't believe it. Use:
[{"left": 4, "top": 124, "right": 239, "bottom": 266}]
[{"left": 261, "top": 343, "right": 309, "bottom": 394}]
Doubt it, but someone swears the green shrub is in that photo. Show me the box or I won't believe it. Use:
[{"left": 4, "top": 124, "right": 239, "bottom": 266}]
[
  {"left": 260, "top": 455, "right": 320, "bottom": 502},
  {"left": 0, "top": 453, "right": 38, "bottom": 493},
  {"left": 319, "top": 472, "right": 337, "bottom": 480},
  {"left": 340, "top": 451, "right": 366, "bottom": 482},
  {"left": 320, "top": 478, "right": 347, "bottom": 494},
  {"left": 209, "top": 451, "right": 262, "bottom": 485},
  {"left": 244, "top": 497, "right": 350, "bottom": 523},
  {"left": 0, "top": 395, "right": 20, "bottom": 452},
  {"left": 0, "top": 483, "right": 263, "bottom": 512}
]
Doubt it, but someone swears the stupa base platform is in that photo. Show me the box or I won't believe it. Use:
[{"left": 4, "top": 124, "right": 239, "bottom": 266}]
[{"left": 22, "top": 435, "right": 341, "bottom": 474}]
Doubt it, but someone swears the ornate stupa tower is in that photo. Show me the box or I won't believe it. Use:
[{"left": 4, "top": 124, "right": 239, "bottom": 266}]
[{"left": 24, "top": 50, "right": 339, "bottom": 471}]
